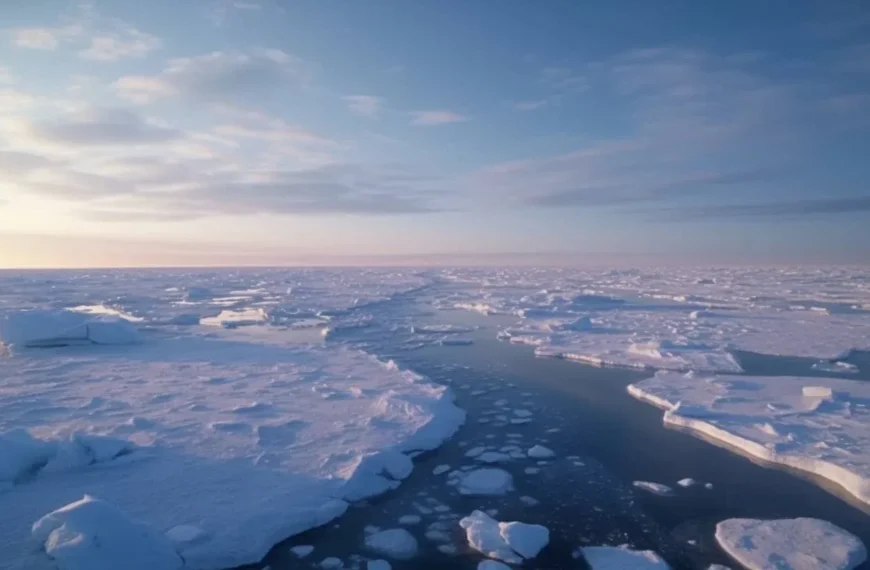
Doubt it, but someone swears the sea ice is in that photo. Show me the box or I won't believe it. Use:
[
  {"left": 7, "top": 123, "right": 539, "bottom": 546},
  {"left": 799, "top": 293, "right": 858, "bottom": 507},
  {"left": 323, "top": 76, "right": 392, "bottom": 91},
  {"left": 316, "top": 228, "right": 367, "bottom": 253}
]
[
  {"left": 581, "top": 546, "right": 671, "bottom": 569},
  {"left": 320, "top": 557, "right": 343, "bottom": 569},
  {"left": 398, "top": 515, "right": 421, "bottom": 525},
  {"left": 31, "top": 495, "right": 183, "bottom": 570},
  {"left": 1, "top": 330, "right": 463, "bottom": 570},
  {"left": 478, "top": 561, "right": 512, "bottom": 570},
  {"left": 364, "top": 528, "right": 419, "bottom": 560},
  {"left": 459, "top": 510, "right": 549, "bottom": 563},
  {"left": 367, "top": 559, "right": 391, "bottom": 570},
  {"left": 629, "top": 371, "right": 870, "bottom": 507},
  {"left": 633, "top": 481, "right": 674, "bottom": 496},
  {"left": 715, "top": 518, "right": 866, "bottom": 570},
  {"left": 459, "top": 468, "right": 514, "bottom": 496},
  {"left": 527, "top": 445, "right": 555, "bottom": 458},
  {"left": 0, "top": 310, "right": 141, "bottom": 348},
  {"left": 812, "top": 361, "right": 859, "bottom": 374},
  {"left": 291, "top": 545, "right": 315, "bottom": 558},
  {"left": 676, "top": 478, "right": 698, "bottom": 488},
  {"left": 477, "top": 451, "right": 511, "bottom": 464}
]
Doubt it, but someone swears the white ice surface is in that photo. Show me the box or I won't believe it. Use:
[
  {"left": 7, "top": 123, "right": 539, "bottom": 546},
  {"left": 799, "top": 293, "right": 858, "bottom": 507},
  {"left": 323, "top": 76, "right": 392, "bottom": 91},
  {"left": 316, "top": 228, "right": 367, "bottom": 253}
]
[
  {"left": 0, "top": 310, "right": 141, "bottom": 348},
  {"left": 629, "top": 371, "right": 870, "bottom": 507},
  {"left": 581, "top": 546, "right": 671, "bottom": 569},
  {"left": 291, "top": 545, "right": 315, "bottom": 558},
  {"left": 1, "top": 327, "right": 464, "bottom": 570},
  {"left": 364, "top": 528, "right": 419, "bottom": 560},
  {"left": 459, "top": 468, "right": 514, "bottom": 496},
  {"left": 367, "top": 560, "right": 391, "bottom": 570},
  {"left": 715, "top": 518, "right": 866, "bottom": 570},
  {"left": 31, "top": 495, "right": 183, "bottom": 570},
  {"left": 527, "top": 445, "right": 554, "bottom": 459},
  {"left": 459, "top": 510, "right": 549, "bottom": 563}
]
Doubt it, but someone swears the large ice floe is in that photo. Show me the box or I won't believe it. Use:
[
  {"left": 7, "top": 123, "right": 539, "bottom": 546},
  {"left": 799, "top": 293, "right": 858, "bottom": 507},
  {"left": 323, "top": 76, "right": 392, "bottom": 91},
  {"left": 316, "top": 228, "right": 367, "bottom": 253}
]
[
  {"left": 459, "top": 510, "right": 549, "bottom": 563},
  {"left": 580, "top": 546, "right": 671, "bottom": 569},
  {"left": 715, "top": 518, "right": 866, "bottom": 570},
  {"left": 629, "top": 371, "right": 870, "bottom": 507},
  {"left": 0, "top": 314, "right": 464, "bottom": 569}
]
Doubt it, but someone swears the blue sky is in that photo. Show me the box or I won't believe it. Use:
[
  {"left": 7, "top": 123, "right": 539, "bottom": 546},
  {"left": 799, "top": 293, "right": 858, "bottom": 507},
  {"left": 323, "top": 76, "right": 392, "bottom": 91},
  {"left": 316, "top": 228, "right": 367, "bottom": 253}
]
[{"left": 0, "top": 0, "right": 869, "bottom": 267}]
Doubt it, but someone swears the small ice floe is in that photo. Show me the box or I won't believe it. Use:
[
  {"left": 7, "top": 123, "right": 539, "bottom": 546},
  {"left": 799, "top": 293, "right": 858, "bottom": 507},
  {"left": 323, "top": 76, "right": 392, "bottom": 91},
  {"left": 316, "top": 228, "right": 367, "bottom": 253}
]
[
  {"left": 812, "top": 361, "right": 859, "bottom": 374},
  {"left": 291, "top": 545, "right": 315, "bottom": 558},
  {"left": 367, "top": 560, "right": 391, "bottom": 570},
  {"left": 510, "top": 418, "right": 532, "bottom": 425},
  {"left": 513, "top": 409, "right": 533, "bottom": 418},
  {"left": 716, "top": 518, "right": 867, "bottom": 570},
  {"left": 433, "top": 464, "right": 451, "bottom": 475},
  {"left": 527, "top": 445, "right": 555, "bottom": 459},
  {"left": 478, "top": 561, "right": 512, "bottom": 570},
  {"left": 465, "top": 446, "right": 486, "bottom": 458},
  {"left": 632, "top": 481, "right": 674, "bottom": 496},
  {"left": 320, "top": 557, "right": 343, "bottom": 569},
  {"left": 581, "top": 546, "right": 671, "bottom": 569},
  {"left": 399, "top": 515, "right": 421, "bottom": 525},
  {"left": 524, "top": 467, "right": 540, "bottom": 475},
  {"left": 519, "top": 496, "right": 540, "bottom": 506},
  {"left": 441, "top": 338, "right": 473, "bottom": 346},
  {"left": 677, "top": 478, "right": 697, "bottom": 488},
  {"left": 438, "top": 544, "right": 458, "bottom": 555},
  {"left": 459, "top": 510, "right": 549, "bottom": 563},
  {"left": 364, "top": 528, "right": 419, "bottom": 560},
  {"left": 477, "top": 451, "right": 512, "bottom": 464},
  {"left": 459, "top": 468, "right": 514, "bottom": 496}
]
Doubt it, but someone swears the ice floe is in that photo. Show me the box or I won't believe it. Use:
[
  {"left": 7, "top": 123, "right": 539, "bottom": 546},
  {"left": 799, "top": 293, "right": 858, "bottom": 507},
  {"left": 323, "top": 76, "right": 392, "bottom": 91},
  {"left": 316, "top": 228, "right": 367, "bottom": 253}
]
[
  {"left": 527, "top": 444, "right": 555, "bottom": 459},
  {"left": 0, "top": 329, "right": 463, "bottom": 569},
  {"left": 633, "top": 481, "right": 674, "bottom": 496},
  {"left": 364, "top": 528, "right": 418, "bottom": 560},
  {"left": 715, "top": 518, "right": 866, "bottom": 570},
  {"left": 459, "top": 510, "right": 549, "bottom": 563},
  {"left": 459, "top": 468, "right": 514, "bottom": 496},
  {"left": 629, "top": 371, "right": 870, "bottom": 507},
  {"left": 581, "top": 546, "right": 671, "bottom": 569},
  {"left": 0, "top": 310, "right": 141, "bottom": 348}
]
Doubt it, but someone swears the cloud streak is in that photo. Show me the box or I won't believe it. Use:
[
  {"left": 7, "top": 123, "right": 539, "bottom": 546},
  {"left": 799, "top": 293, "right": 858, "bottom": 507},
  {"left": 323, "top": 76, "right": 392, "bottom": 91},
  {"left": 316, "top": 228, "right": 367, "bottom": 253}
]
[
  {"left": 657, "top": 195, "right": 870, "bottom": 221},
  {"left": 409, "top": 110, "right": 468, "bottom": 126},
  {"left": 344, "top": 95, "right": 382, "bottom": 118}
]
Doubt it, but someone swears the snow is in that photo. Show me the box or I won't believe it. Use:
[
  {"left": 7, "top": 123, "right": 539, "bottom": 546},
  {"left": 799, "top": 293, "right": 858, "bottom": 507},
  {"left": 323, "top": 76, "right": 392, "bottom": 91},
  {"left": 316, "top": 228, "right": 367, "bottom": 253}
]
[
  {"left": 0, "top": 310, "right": 141, "bottom": 348},
  {"left": 527, "top": 444, "right": 555, "bottom": 458},
  {"left": 629, "top": 371, "right": 870, "bottom": 507},
  {"left": 633, "top": 481, "right": 674, "bottom": 496},
  {"left": 459, "top": 468, "right": 514, "bottom": 496},
  {"left": 459, "top": 510, "right": 549, "bottom": 563},
  {"left": 364, "top": 528, "right": 419, "bottom": 560},
  {"left": 291, "top": 545, "right": 315, "bottom": 558},
  {"left": 31, "top": 495, "right": 183, "bottom": 570},
  {"left": 1, "top": 326, "right": 463, "bottom": 570},
  {"left": 715, "top": 518, "right": 866, "bottom": 570},
  {"left": 581, "top": 546, "right": 671, "bottom": 569}
]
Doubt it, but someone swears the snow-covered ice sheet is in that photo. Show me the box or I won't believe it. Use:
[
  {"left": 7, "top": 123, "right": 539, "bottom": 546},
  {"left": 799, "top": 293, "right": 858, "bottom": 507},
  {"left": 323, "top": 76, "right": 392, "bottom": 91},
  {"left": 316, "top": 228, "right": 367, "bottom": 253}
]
[
  {"left": 715, "top": 518, "right": 866, "bottom": 570},
  {"left": 629, "top": 371, "right": 870, "bottom": 507},
  {"left": 0, "top": 324, "right": 464, "bottom": 570},
  {"left": 581, "top": 546, "right": 671, "bottom": 569}
]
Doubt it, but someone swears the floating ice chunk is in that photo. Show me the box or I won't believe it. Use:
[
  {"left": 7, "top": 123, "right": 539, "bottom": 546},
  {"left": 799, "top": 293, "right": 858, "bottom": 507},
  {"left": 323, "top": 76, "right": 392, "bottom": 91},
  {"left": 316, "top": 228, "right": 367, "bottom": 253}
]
[
  {"left": 519, "top": 496, "right": 540, "bottom": 506},
  {"left": 633, "top": 481, "right": 674, "bottom": 496},
  {"left": 581, "top": 546, "right": 671, "bottom": 569},
  {"left": 364, "top": 528, "right": 419, "bottom": 560},
  {"left": 812, "top": 361, "right": 859, "bottom": 374},
  {"left": 184, "top": 287, "right": 213, "bottom": 301},
  {"left": 716, "top": 518, "right": 866, "bottom": 570},
  {"left": 524, "top": 467, "right": 540, "bottom": 475},
  {"left": 31, "top": 495, "right": 182, "bottom": 570},
  {"left": 510, "top": 418, "right": 532, "bottom": 425},
  {"left": 802, "top": 386, "right": 834, "bottom": 399},
  {"left": 513, "top": 409, "right": 533, "bottom": 418},
  {"left": 425, "top": 530, "right": 451, "bottom": 543},
  {"left": 165, "top": 524, "right": 208, "bottom": 545},
  {"left": 677, "top": 478, "right": 698, "bottom": 488},
  {"left": 320, "top": 557, "right": 343, "bottom": 569},
  {"left": 707, "top": 565, "right": 730, "bottom": 570},
  {"left": 527, "top": 445, "right": 555, "bottom": 459},
  {"left": 438, "top": 544, "right": 458, "bottom": 555},
  {"left": 291, "top": 545, "right": 315, "bottom": 558},
  {"left": 367, "top": 559, "right": 391, "bottom": 570},
  {"left": 478, "top": 561, "right": 512, "bottom": 570},
  {"left": 465, "top": 446, "right": 486, "bottom": 458},
  {"left": 477, "top": 451, "right": 511, "bottom": 464},
  {"left": 398, "top": 515, "right": 421, "bottom": 526},
  {"left": 459, "top": 468, "right": 514, "bottom": 496},
  {"left": 459, "top": 510, "right": 549, "bottom": 563}
]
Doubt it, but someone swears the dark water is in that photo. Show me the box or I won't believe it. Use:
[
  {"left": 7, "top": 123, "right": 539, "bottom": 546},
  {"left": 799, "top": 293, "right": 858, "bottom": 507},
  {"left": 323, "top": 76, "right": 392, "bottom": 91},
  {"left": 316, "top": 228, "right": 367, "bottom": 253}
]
[{"left": 234, "top": 292, "right": 870, "bottom": 570}]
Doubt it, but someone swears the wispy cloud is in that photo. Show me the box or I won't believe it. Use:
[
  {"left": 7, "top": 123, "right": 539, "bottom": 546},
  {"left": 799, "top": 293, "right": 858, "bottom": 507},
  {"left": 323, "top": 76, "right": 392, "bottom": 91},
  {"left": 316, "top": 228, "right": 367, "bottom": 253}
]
[
  {"left": 24, "top": 107, "right": 181, "bottom": 147},
  {"left": 10, "top": 25, "right": 81, "bottom": 50},
  {"left": 409, "top": 110, "right": 468, "bottom": 126},
  {"left": 114, "top": 50, "right": 306, "bottom": 103},
  {"left": 79, "top": 26, "right": 161, "bottom": 61},
  {"left": 343, "top": 95, "right": 383, "bottom": 118},
  {"left": 656, "top": 195, "right": 870, "bottom": 221},
  {"left": 512, "top": 98, "right": 554, "bottom": 111}
]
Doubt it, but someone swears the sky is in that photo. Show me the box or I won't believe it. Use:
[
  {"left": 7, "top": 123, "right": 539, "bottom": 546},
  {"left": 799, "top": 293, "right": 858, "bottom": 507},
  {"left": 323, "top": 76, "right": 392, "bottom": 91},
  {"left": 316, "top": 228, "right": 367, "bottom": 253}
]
[{"left": 1, "top": 0, "right": 869, "bottom": 267}]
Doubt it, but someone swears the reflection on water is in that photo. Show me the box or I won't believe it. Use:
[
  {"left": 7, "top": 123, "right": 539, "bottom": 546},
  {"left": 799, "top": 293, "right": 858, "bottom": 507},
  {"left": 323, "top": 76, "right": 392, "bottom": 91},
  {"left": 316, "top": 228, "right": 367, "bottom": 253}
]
[{"left": 233, "top": 292, "right": 870, "bottom": 570}]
